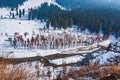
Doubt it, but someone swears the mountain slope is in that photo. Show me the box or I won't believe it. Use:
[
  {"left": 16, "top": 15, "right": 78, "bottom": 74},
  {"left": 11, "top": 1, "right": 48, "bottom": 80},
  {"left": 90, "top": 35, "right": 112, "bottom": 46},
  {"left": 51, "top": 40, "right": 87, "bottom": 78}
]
[
  {"left": 0, "top": 0, "right": 63, "bottom": 17},
  {"left": 56, "top": 0, "right": 120, "bottom": 9},
  {"left": 19, "top": 0, "right": 56, "bottom": 9}
]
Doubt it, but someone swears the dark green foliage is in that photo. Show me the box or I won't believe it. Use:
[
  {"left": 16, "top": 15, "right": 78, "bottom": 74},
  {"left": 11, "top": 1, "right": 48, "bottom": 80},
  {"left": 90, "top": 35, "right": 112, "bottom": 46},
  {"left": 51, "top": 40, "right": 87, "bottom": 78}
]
[
  {"left": 56, "top": 0, "right": 86, "bottom": 9},
  {"left": 28, "top": 3, "right": 72, "bottom": 29},
  {"left": 28, "top": 3, "right": 120, "bottom": 37},
  {"left": 22, "top": 9, "right": 25, "bottom": 16},
  {"left": 56, "top": 0, "right": 120, "bottom": 9},
  {"left": 0, "top": 0, "right": 27, "bottom": 8},
  {"left": 19, "top": 9, "right": 22, "bottom": 18},
  {"left": 16, "top": 9, "right": 19, "bottom": 16}
]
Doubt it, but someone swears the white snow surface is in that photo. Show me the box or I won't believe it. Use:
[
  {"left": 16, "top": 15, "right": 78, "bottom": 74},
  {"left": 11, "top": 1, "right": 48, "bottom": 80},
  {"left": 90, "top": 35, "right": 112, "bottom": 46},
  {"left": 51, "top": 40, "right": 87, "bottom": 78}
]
[
  {"left": 50, "top": 55, "right": 84, "bottom": 65},
  {"left": 0, "top": 19, "right": 44, "bottom": 48},
  {"left": 99, "top": 39, "right": 111, "bottom": 47},
  {"left": 92, "top": 51, "right": 120, "bottom": 65},
  {"left": 0, "top": 19, "right": 42, "bottom": 35},
  {"left": 0, "top": 8, "right": 11, "bottom": 18},
  {"left": 5, "top": 49, "right": 61, "bottom": 58}
]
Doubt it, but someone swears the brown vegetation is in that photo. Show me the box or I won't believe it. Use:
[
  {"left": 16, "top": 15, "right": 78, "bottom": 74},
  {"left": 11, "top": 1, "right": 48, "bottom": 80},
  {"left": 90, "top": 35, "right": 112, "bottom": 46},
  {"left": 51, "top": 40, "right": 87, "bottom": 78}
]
[
  {"left": 0, "top": 53, "right": 119, "bottom": 80},
  {"left": 0, "top": 61, "right": 35, "bottom": 80},
  {"left": 59, "top": 61, "right": 120, "bottom": 80}
]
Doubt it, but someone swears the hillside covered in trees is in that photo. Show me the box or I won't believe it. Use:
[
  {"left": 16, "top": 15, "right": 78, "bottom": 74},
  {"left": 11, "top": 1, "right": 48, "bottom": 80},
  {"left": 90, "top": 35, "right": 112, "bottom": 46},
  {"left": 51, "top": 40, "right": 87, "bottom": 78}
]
[
  {"left": 56, "top": 0, "right": 95, "bottom": 9},
  {"left": 0, "top": 0, "right": 27, "bottom": 8},
  {"left": 56, "top": 0, "right": 120, "bottom": 9},
  {"left": 28, "top": 3, "right": 120, "bottom": 38}
]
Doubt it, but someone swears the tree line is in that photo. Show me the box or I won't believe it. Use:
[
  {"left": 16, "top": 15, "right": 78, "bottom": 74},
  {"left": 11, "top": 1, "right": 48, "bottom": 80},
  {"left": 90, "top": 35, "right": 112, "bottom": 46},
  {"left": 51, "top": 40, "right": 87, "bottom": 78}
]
[
  {"left": 0, "top": 0, "right": 27, "bottom": 8},
  {"left": 9, "top": 8, "right": 25, "bottom": 19},
  {"left": 56, "top": 0, "right": 95, "bottom": 9},
  {"left": 28, "top": 3, "right": 120, "bottom": 38}
]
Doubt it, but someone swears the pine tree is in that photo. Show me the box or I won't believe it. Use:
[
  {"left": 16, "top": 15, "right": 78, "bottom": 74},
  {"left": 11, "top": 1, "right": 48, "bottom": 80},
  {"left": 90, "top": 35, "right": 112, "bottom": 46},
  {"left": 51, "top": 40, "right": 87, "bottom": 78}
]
[
  {"left": 22, "top": 9, "right": 25, "bottom": 16},
  {"left": 28, "top": 12, "right": 31, "bottom": 20},
  {"left": 19, "top": 9, "right": 22, "bottom": 18},
  {"left": 16, "top": 9, "right": 18, "bottom": 16},
  {"left": 9, "top": 12, "right": 12, "bottom": 18},
  {"left": 46, "top": 19, "right": 50, "bottom": 30}
]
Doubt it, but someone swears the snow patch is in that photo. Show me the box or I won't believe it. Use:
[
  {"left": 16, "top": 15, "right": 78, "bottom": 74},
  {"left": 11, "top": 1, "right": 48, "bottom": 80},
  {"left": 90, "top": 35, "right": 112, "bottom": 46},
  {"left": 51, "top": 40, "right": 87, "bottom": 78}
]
[
  {"left": 50, "top": 55, "right": 84, "bottom": 65},
  {"left": 92, "top": 51, "right": 120, "bottom": 65}
]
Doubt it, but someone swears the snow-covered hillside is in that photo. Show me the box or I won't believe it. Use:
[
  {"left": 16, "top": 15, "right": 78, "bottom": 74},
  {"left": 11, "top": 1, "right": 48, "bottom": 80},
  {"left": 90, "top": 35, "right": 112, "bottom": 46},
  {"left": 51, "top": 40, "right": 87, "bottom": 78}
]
[
  {"left": 0, "top": 8, "right": 11, "bottom": 18},
  {"left": 19, "top": 0, "right": 62, "bottom": 9},
  {"left": 0, "top": 0, "right": 63, "bottom": 17}
]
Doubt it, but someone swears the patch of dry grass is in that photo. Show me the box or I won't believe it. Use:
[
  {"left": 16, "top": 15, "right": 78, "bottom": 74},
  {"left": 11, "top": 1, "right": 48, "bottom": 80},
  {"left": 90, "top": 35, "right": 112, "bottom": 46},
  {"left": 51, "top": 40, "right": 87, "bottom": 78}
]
[
  {"left": 0, "top": 53, "right": 36, "bottom": 80},
  {"left": 60, "top": 62, "right": 120, "bottom": 80},
  {"left": 0, "top": 61, "right": 35, "bottom": 80}
]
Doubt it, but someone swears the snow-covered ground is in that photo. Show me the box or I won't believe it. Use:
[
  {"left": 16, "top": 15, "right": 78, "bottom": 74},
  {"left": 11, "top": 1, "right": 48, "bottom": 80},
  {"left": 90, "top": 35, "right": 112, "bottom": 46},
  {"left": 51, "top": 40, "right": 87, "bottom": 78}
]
[
  {"left": 0, "top": 19, "right": 112, "bottom": 66},
  {"left": 0, "top": 19, "right": 61, "bottom": 58},
  {"left": 0, "top": 19, "right": 44, "bottom": 48},
  {"left": 0, "top": 19, "right": 42, "bottom": 35},
  {"left": 0, "top": 8, "right": 11, "bottom": 18},
  {"left": 92, "top": 51, "right": 120, "bottom": 65},
  {"left": 50, "top": 55, "right": 84, "bottom": 65}
]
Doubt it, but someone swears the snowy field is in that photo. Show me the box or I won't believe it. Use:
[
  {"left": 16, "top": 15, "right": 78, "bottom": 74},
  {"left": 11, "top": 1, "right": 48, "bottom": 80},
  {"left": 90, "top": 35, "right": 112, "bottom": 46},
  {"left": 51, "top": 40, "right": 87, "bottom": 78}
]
[
  {"left": 0, "top": 19, "right": 44, "bottom": 48},
  {"left": 0, "top": 18, "right": 114, "bottom": 66},
  {"left": 50, "top": 55, "right": 85, "bottom": 65},
  {"left": 0, "top": 19, "right": 117, "bottom": 66}
]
